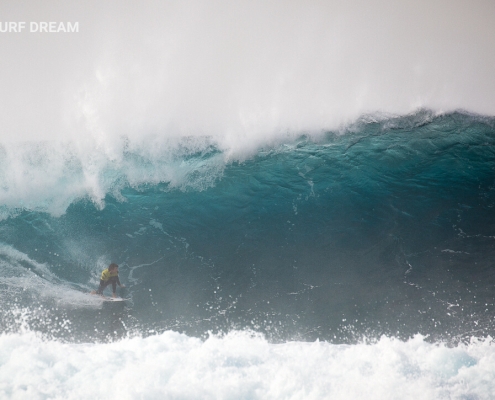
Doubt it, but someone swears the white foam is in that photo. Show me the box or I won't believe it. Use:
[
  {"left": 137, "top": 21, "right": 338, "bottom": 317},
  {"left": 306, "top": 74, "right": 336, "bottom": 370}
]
[
  {"left": 0, "top": 330, "right": 494, "bottom": 399},
  {"left": 0, "top": 243, "right": 101, "bottom": 308}
]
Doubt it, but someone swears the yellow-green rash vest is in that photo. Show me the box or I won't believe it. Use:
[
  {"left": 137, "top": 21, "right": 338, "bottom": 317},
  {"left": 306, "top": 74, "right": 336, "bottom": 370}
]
[{"left": 100, "top": 268, "right": 118, "bottom": 281}]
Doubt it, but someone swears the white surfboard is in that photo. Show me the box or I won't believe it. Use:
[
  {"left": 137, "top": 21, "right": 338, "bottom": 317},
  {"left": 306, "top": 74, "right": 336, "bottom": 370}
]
[{"left": 90, "top": 292, "right": 127, "bottom": 302}]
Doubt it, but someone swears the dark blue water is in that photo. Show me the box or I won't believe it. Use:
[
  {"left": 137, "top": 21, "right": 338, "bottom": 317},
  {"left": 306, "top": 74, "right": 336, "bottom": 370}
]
[{"left": 1, "top": 111, "right": 494, "bottom": 344}]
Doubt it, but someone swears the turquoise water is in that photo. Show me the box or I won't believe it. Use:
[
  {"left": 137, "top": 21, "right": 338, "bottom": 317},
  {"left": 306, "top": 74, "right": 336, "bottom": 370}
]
[{"left": 1, "top": 111, "right": 494, "bottom": 345}]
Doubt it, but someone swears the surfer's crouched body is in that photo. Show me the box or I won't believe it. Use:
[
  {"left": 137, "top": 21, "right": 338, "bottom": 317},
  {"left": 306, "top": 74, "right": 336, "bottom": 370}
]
[{"left": 92, "top": 263, "right": 125, "bottom": 298}]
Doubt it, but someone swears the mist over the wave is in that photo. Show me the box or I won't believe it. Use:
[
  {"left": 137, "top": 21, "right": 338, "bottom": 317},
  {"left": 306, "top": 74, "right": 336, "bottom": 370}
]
[{"left": 1, "top": 0, "right": 494, "bottom": 149}]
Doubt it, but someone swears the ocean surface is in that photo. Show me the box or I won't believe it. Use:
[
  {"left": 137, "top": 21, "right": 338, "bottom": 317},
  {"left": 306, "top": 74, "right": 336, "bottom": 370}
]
[{"left": 1, "top": 111, "right": 495, "bottom": 398}]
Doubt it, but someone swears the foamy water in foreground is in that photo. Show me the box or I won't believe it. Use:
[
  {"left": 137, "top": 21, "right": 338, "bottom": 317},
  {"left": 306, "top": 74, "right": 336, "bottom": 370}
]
[{"left": 1, "top": 330, "right": 494, "bottom": 399}]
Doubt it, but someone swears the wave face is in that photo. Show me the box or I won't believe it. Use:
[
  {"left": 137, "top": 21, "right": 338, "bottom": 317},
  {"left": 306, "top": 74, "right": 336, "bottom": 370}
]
[
  {"left": 1, "top": 111, "right": 495, "bottom": 346},
  {"left": 1, "top": 112, "right": 495, "bottom": 399}
]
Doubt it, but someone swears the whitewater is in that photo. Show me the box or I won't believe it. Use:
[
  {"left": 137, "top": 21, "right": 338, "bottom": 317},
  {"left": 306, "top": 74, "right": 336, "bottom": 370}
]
[
  {"left": 1, "top": 0, "right": 495, "bottom": 399},
  {"left": 2, "top": 330, "right": 495, "bottom": 399}
]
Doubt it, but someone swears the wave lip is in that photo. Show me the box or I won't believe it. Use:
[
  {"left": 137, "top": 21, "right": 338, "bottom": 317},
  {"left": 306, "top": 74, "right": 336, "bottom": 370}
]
[
  {"left": 0, "top": 110, "right": 493, "bottom": 219},
  {"left": 0, "top": 135, "right": 226, "bottom": 218}
]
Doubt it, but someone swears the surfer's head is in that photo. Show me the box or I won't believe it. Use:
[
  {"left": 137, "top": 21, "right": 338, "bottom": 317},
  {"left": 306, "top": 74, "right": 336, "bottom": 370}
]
[{"left": 109, "top": 263, "right": 119, "bottom": 272}]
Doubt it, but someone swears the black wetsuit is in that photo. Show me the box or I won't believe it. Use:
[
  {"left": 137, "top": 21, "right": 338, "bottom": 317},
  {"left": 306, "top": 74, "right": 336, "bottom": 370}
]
[{"left": 96, "top": 275, "right": 121, "bottom": 295}]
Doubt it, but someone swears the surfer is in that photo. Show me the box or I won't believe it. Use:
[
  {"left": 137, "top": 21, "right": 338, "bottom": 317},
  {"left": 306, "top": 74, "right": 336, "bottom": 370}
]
[{"left": 91, "top": 263, "right": 125, "bottom": 298}]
